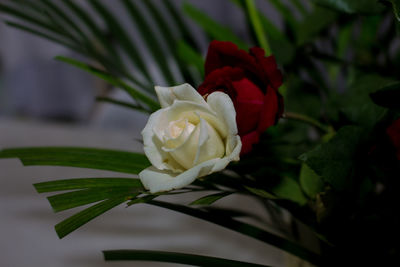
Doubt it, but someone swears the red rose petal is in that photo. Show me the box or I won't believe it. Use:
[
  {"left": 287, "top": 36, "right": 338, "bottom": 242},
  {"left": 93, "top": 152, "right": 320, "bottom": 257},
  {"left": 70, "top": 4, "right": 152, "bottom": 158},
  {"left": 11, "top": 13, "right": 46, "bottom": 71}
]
[
  {"left": 198, "top": 66, "right": 244, "bottom": 99},
  {"left": 205, "top": 41, "right": 262, "bottom": 78},
  {"left": 232, "top": 78, "right": 264, "bottom": 135},
  {"left": 200, "top": 40, "right": 285, "bottom": 154},
  {"left": 240, "top": 131, "right": 260, "bottom": 155},
  {"left": 250, "top": 48, "right": 283, "bottom": 89},
  {"left": 257, "top": 86, "right": 280, "bottom": 133}
]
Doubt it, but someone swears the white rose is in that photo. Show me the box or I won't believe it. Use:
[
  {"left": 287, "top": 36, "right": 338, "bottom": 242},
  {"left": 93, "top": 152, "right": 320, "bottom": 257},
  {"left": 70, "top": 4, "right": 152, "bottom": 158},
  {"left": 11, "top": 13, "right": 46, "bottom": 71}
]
[{"left": 139, "top": 83, "right": 242, "bottom": 193}]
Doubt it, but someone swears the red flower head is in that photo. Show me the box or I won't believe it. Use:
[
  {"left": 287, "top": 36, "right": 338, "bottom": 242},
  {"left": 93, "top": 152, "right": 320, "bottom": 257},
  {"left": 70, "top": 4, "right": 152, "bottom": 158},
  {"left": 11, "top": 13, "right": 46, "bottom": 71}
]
[
  {"left": 387, "top": 118, "right": 400, "bottom": 161},
  {"left": 198, "top": 40, "right": 284, "bottom": 154}
]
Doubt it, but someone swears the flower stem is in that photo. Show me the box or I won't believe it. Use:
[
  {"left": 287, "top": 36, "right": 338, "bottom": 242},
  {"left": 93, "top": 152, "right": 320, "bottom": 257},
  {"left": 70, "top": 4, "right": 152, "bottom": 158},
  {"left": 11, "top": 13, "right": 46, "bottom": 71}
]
[
  {"left": 245, "top": 0, "right": 271, "bottom": 55},
  {"left": 284, "top": 112, "right": 332, "bottom": 133}
]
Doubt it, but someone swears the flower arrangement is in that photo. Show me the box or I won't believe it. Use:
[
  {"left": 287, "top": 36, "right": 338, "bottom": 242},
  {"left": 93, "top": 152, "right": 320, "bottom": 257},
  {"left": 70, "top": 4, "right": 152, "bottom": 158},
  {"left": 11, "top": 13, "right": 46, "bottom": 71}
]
[{"left": 1, "top": 0, "right": 400, "bottom": 266}]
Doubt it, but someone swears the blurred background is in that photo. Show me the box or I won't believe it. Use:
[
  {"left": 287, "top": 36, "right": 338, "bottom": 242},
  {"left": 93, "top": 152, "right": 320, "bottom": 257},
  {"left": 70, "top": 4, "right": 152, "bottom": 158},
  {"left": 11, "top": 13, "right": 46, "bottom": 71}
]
[{"left": 0, "top": 1, "right": 293, "bottom": 266}]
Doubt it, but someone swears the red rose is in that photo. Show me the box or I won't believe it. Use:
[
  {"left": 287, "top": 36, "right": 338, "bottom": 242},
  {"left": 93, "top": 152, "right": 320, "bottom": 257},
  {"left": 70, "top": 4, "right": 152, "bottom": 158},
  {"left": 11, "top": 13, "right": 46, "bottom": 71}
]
[
  {"left": 198, "top": 40, "right": 284, "bottom": 154},
  {"left": 387, "top": 118, "right": 400, "bottom": 160}
]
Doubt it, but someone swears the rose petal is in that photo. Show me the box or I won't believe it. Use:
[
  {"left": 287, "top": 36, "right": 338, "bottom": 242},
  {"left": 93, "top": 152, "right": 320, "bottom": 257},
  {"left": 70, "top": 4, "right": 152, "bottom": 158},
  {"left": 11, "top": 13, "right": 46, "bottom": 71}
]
[
  {"left": 139, "top": 136, "right": 241, "bottom": 193},
  {"left": 142, "top": 108, "right": 185, "bottom": 173},
  {"left": 194, "top": 118, "right": 225, "bottom": 165},
  {"left": 204, "top": 41, "right": 261, "bottom": 79},
  {"left": 155, "top": 83, "right": 207, "bottom": 108},
  {"left": 206, "top": 91, "right": 238, "bottom": 136},
  {"left": 257, "top": 86, "right": 280, "bottom": 133},
  {"left": 139, "top": 158, "right": 219, "bottom": 193},
  {"left": 249, "top": 48, "right": 283, "bottom": 89},
  {"left": 240, "top": 131, "right": 260, "bottom": 155},
  {"left": 232, "top": 78, "right": 264, "bottom": 135},
  {"left": 162, "top": 100, "right": 229, "bottom": 140},
  {"left": 164, "top": 118, "right": 202, "bottom": 169},
  {"left": 141, "top": 83, "right": 242, "bottom": 193}
]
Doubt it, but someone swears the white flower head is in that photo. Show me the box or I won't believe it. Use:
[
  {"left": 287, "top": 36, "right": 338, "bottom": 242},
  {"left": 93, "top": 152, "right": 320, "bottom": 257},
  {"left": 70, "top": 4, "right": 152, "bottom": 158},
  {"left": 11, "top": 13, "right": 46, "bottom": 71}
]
[{"left": 139, "top": 83, "right": 241, "bottom": 193}]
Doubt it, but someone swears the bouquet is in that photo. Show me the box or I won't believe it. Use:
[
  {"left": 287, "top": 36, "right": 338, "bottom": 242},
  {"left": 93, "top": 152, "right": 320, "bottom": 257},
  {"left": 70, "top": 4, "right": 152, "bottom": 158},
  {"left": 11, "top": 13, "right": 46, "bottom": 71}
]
[{"left": 1, "top": 0, "right": 399, "bottom": 266}]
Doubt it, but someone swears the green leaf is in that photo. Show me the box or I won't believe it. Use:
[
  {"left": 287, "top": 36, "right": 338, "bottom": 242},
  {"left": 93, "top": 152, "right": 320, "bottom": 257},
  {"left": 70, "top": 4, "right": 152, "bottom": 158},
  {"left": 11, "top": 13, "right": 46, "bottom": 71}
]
[
  {"left": 0, "top": 0, "right": 141, "bottom": 88},
  {"left": 339, "top": 75, "right": 393, "bottom": 128},
  {"left": 35, "top": 177, "right": 144, "bottom": 213},
  {"left": 299, "top": 163, "right": 324, "bottom": 199},
  {"left": 146, "top": 200, "right": 322, "bottom": 266},
  {"left": 127, "top": 194, "right": 158, "bottom": 206},
  {"left": 183, "top": 2, "right": 248, "bottom": 50},
  {"left": 177, "top": 40, "right": 205, "bottom": 77},
  {"left": 34, "top": 177, "right": 143, "bottom": 193},
  {"left": 202, "top": 206, "right": 264, "bottom": 222},
  {"left": 233, "top": 0, "right": 294, "bottom": 64},
  {"left": 388, "top": 0, "right": 400, "bottom": 21},
  {"left": 299, "top": 126, "right": 364, "bottom": 191},
  {"left": 4, "top": 21, "right": 80, "bottom": 52},
  {"left": 256, "top": 15, "right": 295, "bottom": 64},
  {"left": 96, "top": 96, "right": 150, "bottom": 113},
  {"left": 55, "top": 197, "right": 126, "bottom": 238},
  {"left": 244, "top": 186, "right": 277, "bottom": 199},
  {"left": 0, "top": 2, "right": 63, "bottom": 39},
  {"left": 285, "top": 79, "right": 322, "bottom": 119},
  {"left": 313, "top": 0, "right": 386, "bottom": 14},
  {"left": 328, "top": 22, "right": 353, "bottom": 84},
  {"left": 88, "top": 0, "right": 151, "bottom": 82},
  {"left": 141, "top": 0, "right": 199, "bottom": 85},
  {"left": 121, "top": 0, "right": 176, "bottom": 85},
  {"left": 370, "top": 82, "right": 400, "bottom": 109},
  {"left": 270, "top": 177, "right": 308, "bottom": 205},
  {"left": 245, "top": 0, "right": 271, "bottom": 54},
  {"left": 55, "top": 56, "right": 160, "bottom": 111},
  {"left": 38, "top": 0, "right": 86, "bottom": 42},
  {"left": 0, "top": 147, "right": 150, "bottom": 174},
  {"left": 190, "top": 192, "right": 232, "bottom": 205},
  {"left": 297, "top": 6, "right": 337, "bottom": 45},
  {"left": 269, "top": 0, "right": 299, "bottom": 31},
  {"left": 48, "top": 187, "right": 139, "bottom": 212},
  {"left": 163, "top": 0, "right": 200, "bottom": 50},
  {"left": 60, "top": 0, "right": 126, "bottom": 70},
  {"left": 103, "top": 250, "right": 271, "bottom": 267},
  {"left": 290, "top": 0, "right": 308, "bottom": 16}
]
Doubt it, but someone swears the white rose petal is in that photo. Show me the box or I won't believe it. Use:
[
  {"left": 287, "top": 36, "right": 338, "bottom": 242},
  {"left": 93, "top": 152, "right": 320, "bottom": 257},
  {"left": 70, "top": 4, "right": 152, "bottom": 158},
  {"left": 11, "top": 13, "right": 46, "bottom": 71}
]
[{"left": 139, "top": 83, "right": 241, "bottom": 193}]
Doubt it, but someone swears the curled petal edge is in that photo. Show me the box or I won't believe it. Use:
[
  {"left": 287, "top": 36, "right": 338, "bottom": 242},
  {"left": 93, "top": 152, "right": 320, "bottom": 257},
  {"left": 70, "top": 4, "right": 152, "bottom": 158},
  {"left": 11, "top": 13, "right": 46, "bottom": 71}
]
[{"left": 139, "top": 135, "right": 241, "bottom": 193}]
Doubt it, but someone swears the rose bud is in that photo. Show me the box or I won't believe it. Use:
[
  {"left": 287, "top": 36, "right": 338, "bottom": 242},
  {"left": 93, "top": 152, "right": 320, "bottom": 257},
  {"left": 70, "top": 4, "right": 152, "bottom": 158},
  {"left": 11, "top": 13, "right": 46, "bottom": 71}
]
[
  {"left": 139, "top": 83, "right": 241, "bottom": 193},
  {"left": 387, "top": 118, "right": 400, "bottom": 161},
  {"left": 198, "top": 40, "right": 284, "bottom": 154}
]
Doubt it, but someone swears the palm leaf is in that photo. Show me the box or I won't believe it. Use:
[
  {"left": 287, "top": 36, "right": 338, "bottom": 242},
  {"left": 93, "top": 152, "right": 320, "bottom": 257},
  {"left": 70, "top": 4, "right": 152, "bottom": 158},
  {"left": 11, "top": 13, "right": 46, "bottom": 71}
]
[
  {"left": 104, "top": 250, "right": 271, "bottom": 267},
  {"left": 146, "top": 200, "right": 322, "bottom": 266},
  {"left": 55, "top": 56, "right": 159, "bottom": 111},
  {"left": 183, "top": 2, "right": 248, "bottom": 49},
  {"left": 121, "top": 0, "right": 177, "bottom": 85},
  {"left": 0, "top": 147, "right": 150, "bottom": 174}
]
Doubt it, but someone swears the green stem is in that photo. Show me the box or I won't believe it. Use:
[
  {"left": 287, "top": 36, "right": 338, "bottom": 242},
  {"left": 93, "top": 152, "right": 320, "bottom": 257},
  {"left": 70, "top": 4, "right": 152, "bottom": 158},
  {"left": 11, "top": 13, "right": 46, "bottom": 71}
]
[
  {"left": 284, "top": 112, "right": 332, "bottom": 133},
  {"left": 245, "top": 0, "right": 271, "bottom": 55}
]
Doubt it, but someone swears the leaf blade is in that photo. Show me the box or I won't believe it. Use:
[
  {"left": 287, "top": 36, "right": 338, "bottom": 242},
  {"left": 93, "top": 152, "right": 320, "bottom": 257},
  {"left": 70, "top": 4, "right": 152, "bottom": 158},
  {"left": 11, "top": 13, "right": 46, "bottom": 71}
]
[
  {"left": 34, "top": 177, "right": 143, "bottom": 193},
  {"left": 47, "top": 187, "right": 139, "bottom": 212},
  {"left": 190, "top": 192, "right": 232, "bottom": 205},
  {"left": 55, "top": 197, "right": 126, "bottom": 239},
  {"left": 103, "top": 250, "right": 271, "bottom": 267},
  {"left": 0, "top": 147, "right": 150, "bottom": 174},
  {"left": 370, "top": 82, "right": 400, "bottom": 109},
  {"left": 55, "top": 56, "right": 160, "bottom": 111},
  {"left": 146, "top": 200, "right": 322, "bottom": 266},
  {"left": 183, "top": 2, "right": 248, "bottom": 49}
]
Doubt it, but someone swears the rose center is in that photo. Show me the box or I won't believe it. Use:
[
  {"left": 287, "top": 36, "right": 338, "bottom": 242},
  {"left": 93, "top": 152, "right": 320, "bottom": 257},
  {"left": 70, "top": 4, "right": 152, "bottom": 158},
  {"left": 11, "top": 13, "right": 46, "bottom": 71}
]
[{"left": 169, "top": 119, "right": 196, "bottom": 139}]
